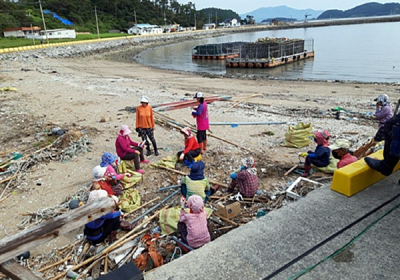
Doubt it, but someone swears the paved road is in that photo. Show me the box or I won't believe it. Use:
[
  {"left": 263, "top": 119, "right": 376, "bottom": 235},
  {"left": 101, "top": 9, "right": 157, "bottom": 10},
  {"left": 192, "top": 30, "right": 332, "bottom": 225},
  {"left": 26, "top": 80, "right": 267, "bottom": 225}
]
[{"left": 145, "top": 172, "right": 400, "bottom": 280}]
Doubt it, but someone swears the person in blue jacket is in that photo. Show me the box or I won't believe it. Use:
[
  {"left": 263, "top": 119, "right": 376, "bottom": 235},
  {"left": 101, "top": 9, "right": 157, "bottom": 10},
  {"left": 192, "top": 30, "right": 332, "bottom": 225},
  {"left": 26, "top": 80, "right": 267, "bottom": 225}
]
[
  {"left": 301, "top": 130, "right": 331, "bottom": 177},
  {"left": 84, "top": 189, "right": 121, "bottom": 245}
]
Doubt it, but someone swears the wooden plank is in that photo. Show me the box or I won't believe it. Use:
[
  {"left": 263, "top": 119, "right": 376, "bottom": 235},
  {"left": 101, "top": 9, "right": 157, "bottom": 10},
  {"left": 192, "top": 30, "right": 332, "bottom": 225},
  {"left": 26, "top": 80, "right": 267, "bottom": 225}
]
[
  {"left": 0, "top": 259, "right": 42, "bottom": 280},
  {"left": 284, "top": 164, "right": 298, "bottom": 176},
  {"left": 0, "top": 197, "right": 116, "bottom": 263}
]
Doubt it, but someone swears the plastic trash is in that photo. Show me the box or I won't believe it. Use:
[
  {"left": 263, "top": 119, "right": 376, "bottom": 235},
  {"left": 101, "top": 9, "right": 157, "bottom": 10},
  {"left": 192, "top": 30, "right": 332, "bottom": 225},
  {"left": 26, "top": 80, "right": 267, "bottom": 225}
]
[
  {"left": 66, "top": 269, "right": 79, "bottom": 279},
  {"left": 256, "top": 210, "right": 267, "bottom": 218}
]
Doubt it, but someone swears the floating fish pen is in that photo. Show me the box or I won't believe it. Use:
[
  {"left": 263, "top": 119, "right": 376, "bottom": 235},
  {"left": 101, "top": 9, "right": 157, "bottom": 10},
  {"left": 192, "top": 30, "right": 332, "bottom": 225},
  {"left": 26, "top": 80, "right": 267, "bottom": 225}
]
[
  {"left": 192, "top": 42, "right": 246, "bottom": 60},
  {"left": 226, "top": 38, "right": 315, "bottom": 68}
]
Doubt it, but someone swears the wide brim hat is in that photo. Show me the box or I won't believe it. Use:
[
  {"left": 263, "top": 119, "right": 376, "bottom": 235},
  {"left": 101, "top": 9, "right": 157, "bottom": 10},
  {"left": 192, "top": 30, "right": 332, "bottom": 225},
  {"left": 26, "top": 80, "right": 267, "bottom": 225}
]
[{"left": 329, "top": 139, "right": 351, "bottom": 150}]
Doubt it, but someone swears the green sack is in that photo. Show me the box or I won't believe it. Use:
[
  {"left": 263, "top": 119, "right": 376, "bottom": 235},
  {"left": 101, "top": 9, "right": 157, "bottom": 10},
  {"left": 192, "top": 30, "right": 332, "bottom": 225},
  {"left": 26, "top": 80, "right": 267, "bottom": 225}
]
[
  {"left": 117, "top": 160, "right": 143, "bottom": 189},
  {"left": 281, "top": 122, "right": 313, "bottom": 148},
  {"left": 119, "top": 189, "right": 141, "bottom": 213}
]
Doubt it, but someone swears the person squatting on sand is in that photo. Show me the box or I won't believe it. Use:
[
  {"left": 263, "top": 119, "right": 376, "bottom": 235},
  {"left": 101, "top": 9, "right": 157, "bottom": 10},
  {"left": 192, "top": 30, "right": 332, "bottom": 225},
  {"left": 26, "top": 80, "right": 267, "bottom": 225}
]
[
  {"left": 227, "top": 156, "right": 259, "bottom": 198},
  {"left": 136, "top": 96, "right": 159, "bottom": 156},
  {"left": 178, "top": 195, "right": 210, "bottom": 249},
  {"left": 180, "top": 161, "right": 219, "bottom": 202},
  {"left": 115, "top": 125, "right": 148, "bottom": 174},
  {"left": 177, "top": 127, "right": 201, "bottom": 168},
  {"left": 374, "top": 94, "right": 393, "bottom": 142},
  {"left": 301, "top": 130, "right": 331, "bottom": 177},
  {"left": 191, "top": 92, "right": 209, "bottom": 154},
  {"left": 329, "top": 139, "right": 358, "bottom": 169}
]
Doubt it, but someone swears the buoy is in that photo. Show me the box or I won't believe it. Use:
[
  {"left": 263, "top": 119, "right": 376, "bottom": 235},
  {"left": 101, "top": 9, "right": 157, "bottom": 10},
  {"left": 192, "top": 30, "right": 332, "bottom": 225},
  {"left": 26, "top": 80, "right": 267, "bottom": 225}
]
[
  {"left": 233, "top": 62, "right": 239, "bottom": 68},
  {"left": 256, "top": 63, "right": 262, "bottom": 68},
  {"left": 239, "top": 62, "right": 246, "bottom": 68},
  {"left": 248, "top": 62, "right": 254, "bottom": 68}
]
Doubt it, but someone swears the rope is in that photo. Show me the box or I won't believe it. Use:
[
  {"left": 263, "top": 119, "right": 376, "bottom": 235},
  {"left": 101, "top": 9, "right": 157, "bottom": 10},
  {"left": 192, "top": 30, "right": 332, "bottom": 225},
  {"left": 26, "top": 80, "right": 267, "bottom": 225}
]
[{"left": 262, "top": 192, "right": 400, "bottom": 280}]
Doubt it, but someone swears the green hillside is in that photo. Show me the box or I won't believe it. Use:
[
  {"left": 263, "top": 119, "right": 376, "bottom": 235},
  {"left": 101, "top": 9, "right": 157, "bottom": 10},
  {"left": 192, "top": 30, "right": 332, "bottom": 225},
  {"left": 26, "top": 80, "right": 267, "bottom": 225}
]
[
  {"left": 318, "top": 2, "right": 400, "bottom": 19},
  {"left": 0, "top": 0, "right": 240, "bottom": 33}
]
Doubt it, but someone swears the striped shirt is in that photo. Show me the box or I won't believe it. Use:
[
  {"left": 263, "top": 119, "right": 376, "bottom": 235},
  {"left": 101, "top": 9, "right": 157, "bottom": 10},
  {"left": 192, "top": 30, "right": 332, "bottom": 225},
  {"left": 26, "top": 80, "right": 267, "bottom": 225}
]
[{"left": 181, "top": 176, "right": 210, "bottom": 200}]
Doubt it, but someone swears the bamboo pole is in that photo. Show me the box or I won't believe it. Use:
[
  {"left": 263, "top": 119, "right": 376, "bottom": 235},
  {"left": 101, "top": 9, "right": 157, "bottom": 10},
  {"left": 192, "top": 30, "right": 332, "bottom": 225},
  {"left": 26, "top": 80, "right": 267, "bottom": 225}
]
[
  {"left": 154, "top": 113, "right": 253, "bottom": 153},
  {"left": 156, "top": 165, "right": 228, "bottom": 188},
  {"left": 284, "top": 164, "right": 298, "bottom": 176},
  {"left": 223, "top": 94, "right": 263, "bottom": 113},
  {"left": 49, "top": 228, "right": 150, "bottom": 280},
  {"left": 74, "top": 257, "right": 104, "bottom": 280},
  {"left": 104, "top": 254, "right": 108, "bottom": 274},
  {"left": 0, "top": 193, "right": 12, "bottom": 204},
  {"left": 37, "top": 256, "right": 71, "bottom": 272},
  {"left": 213, "top": 213, "right": 238, "bottom": 227},
  {"left": 125, "top": 197, "right": 160, "bottom": 217}
]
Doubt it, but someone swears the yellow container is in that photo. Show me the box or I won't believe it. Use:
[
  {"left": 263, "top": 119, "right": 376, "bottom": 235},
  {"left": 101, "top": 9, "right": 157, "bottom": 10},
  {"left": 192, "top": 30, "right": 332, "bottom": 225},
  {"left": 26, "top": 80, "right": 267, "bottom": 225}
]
[{"left": 331, "top": 149, "right": 400, "bottom": 196}]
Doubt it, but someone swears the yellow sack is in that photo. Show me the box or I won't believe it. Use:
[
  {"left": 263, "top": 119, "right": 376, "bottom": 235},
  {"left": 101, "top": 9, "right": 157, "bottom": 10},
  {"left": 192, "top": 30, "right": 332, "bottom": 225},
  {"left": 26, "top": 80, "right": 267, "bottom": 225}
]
[
  {"left": 159, "top": 206, "right": 213, "bottom": 235},
  {"left": 119, "top": 189, "right": 141, "bottom": 213},
  {"left": 281, "top": 122, "right": 313, "bottom": 148},
  {"left": 150, "top": 155, "right": 178, "bottom": 169},
  {"left": 117, "top": 160, "right": 142, "bottom": 189},
  {"left": 317, "top": 157, "right": 339, "bottom": 174},
  {"left": 0, "top": 87, "right": 17, "bottom": 92}
]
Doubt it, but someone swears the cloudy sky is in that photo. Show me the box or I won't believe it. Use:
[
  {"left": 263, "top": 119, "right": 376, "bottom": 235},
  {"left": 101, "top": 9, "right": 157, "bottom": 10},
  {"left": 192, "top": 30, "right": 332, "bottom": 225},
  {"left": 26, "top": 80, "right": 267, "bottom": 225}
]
[{"left": 191, "top": 1, "right": 394, "bottom": 14}]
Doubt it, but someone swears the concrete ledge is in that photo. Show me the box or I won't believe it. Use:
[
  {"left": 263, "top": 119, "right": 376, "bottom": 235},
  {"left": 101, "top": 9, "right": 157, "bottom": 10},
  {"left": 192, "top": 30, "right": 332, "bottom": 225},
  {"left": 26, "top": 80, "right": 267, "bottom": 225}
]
[{"left": 331, "top": 150, "right": 400, "bottom": 196}]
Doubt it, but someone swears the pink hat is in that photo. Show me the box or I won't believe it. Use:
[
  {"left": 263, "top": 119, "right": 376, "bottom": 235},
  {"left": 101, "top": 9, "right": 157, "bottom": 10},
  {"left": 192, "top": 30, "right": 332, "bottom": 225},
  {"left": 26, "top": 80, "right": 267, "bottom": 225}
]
[{"left": 120, "top": 125, "right": 132, "bottom": 136}]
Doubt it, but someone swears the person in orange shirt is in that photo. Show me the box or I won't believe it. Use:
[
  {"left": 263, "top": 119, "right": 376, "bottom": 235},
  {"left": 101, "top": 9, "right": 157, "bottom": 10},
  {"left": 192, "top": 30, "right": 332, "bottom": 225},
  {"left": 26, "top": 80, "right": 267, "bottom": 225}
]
[{"left": 136, "top": 96, "right": 159, "bottom": 157}]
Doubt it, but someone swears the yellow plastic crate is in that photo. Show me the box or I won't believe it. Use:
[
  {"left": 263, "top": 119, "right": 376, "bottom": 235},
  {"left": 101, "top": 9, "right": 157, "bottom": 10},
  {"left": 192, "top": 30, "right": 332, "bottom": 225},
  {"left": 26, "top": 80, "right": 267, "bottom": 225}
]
[{"left": 331, "top": 149, "right": 400, "bottom": 196}]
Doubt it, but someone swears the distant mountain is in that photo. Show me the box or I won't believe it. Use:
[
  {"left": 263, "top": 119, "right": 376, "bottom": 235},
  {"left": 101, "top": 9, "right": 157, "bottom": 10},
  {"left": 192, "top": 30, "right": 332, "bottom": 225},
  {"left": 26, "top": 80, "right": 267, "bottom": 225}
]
[
  {"left": 240, "top": 6, "right": 324, "bottom": 23},
  {"left": 318, "top": 2, "right": 400, "bottom": 19}
]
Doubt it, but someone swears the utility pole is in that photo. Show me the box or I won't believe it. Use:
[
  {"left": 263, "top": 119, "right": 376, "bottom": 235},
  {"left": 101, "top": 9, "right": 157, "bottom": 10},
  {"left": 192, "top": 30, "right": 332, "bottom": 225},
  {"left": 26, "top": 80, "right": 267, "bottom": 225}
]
[
  {"left": 30, "top": 23, "right": 35, "bottom": 45},
  {"left": 134, "top": 9, "right": 137, "bottom": 25},
  {"left": 164, "top": 10, "right": 166, "bottom": 27},
  {"left": 95, "top": 6, "right": 100, "bottom": 39},
  {"left": 38, "top": 0, "right": 48, "bottom": 44},
  {"left": 215, "top": 11, "right": 217, "bottom": 28},
  {"left": 194, "top": 12, "right": 196, "bottom": 29}
]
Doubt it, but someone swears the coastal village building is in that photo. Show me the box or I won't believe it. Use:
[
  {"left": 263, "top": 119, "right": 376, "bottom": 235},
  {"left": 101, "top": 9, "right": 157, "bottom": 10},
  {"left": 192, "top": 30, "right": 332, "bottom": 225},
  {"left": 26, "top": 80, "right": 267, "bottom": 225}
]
[
  {"left": 1, "top": 26, "right": 41, "bottom": 38},
  {"left": 128, "top": 24, "right": 163, "bottom": 35},
  {"left": 220, "top": 18, "right": 240, "bottom": 27},
  {"left": 32, "top": 29, "right": 76, "bottom": 40},
  {"left": 202, "top": 23, "right": 216, "bottom": 30}
]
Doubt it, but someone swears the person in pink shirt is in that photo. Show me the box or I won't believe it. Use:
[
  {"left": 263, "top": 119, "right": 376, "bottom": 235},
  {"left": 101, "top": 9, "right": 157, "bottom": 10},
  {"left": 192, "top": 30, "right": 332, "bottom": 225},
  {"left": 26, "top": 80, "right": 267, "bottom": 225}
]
[
  {"left": 329, "top": 139, "right": 358, "bottom": 169},
  {"left": 191, "top": 92, "right": 209, "bottom": 154},
  {"left": 115, "top": 125, "right": 149, "bottom": 174},
  {"left": 178, "top": 195, "right": 210, "bottom": 249}
]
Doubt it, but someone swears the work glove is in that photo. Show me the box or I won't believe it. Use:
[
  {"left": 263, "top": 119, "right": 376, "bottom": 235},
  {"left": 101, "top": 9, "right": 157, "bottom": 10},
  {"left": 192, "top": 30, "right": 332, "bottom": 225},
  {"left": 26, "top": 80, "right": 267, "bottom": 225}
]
[
  {"left": 240, "top": 166, "right": 246, "bottom": 170},
  {"left": 125, "top": 173, "right": 132, "bottom": 178},
  {"left": 230, "top": 173, "right": 237, "bottom": 179},
  {"left": 139, "top": 141, "right": 146, "bottom": 149},
  {"left": 299, "top": 152, "right": 308, "bottom": 157},
  {"left": 135, "top": 128, "right": 142, "bottom": 137},
  {"left": 179, "top": 153, "right": 185, "bottom": 161},
  {"left": 191, "top": 109, "right": 197, "bottom": 114}
]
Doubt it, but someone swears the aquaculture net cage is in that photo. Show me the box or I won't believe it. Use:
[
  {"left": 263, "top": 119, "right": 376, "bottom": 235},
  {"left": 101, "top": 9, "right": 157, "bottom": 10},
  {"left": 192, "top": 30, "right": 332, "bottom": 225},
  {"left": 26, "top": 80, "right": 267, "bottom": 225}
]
[
  {"left": 192, "top": 42, "right": 247, "bottom": 56},
  {"left": 238, "top": 38, "right": 314, "bottom": 60}
]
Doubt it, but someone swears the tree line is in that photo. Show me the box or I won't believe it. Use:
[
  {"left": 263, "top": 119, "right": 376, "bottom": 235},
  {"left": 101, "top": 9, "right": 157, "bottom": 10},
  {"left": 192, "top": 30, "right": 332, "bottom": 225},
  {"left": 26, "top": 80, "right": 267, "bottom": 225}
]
[{"left": 0, "top": 0, "right": 242, "bottom": 33}]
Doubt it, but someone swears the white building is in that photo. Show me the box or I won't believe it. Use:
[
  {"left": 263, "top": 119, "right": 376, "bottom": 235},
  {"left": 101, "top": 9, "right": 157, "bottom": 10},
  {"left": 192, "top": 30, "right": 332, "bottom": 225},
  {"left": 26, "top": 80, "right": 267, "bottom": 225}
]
[
  {"left": 1, "top": 26, "right": 41, "bottom": 38},
  {"left": 127, "top": 24, "right": 163, "bottom": 35},
  {"left": 34, "top": 29, "right": 76, "bottom": 40},
  {"left": 219, "top": 18, "right": 240, "bottom": 28},
  {"left": 202, "top": 23, "right": 216, "bottom": 30}
]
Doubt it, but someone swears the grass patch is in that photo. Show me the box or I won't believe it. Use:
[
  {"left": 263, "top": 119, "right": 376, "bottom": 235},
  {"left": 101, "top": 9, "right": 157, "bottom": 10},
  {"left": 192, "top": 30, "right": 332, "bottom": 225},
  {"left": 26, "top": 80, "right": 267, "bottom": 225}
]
[{"left": 0, "top": 33, "right": 129, "bottom": 49}]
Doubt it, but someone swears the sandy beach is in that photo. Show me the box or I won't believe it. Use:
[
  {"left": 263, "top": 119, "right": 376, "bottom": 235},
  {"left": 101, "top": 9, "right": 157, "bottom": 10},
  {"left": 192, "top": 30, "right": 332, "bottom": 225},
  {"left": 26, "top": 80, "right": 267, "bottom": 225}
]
[{"left": 0, "top": 39, "right": 399, "bottom": 258}]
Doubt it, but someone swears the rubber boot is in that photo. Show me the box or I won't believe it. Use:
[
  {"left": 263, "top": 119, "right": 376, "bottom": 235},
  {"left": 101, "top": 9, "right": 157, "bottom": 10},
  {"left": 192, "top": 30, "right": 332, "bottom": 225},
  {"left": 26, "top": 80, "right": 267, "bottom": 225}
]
[
  {"left": 154, "top": 143, "right": 160, "bottom": 156},
  {"left": 301, "top": 165, "right": 311, "bottom": 177},
  {"left": 199, "top": 143, "right": 204, "bottom": 154},
  {"left": 364, "top": 157, "right": 392, "bottom": 176},
  {"left": 203, "top": 140, "right": 208, "bottom": 151}
]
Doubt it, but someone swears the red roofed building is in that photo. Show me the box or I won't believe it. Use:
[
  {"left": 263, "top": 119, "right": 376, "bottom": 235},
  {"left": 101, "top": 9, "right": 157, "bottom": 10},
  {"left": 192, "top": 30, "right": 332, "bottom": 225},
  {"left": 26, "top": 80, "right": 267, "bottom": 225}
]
[{"left": 1, "top": 26, "right": 41, "bottom": 38}]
